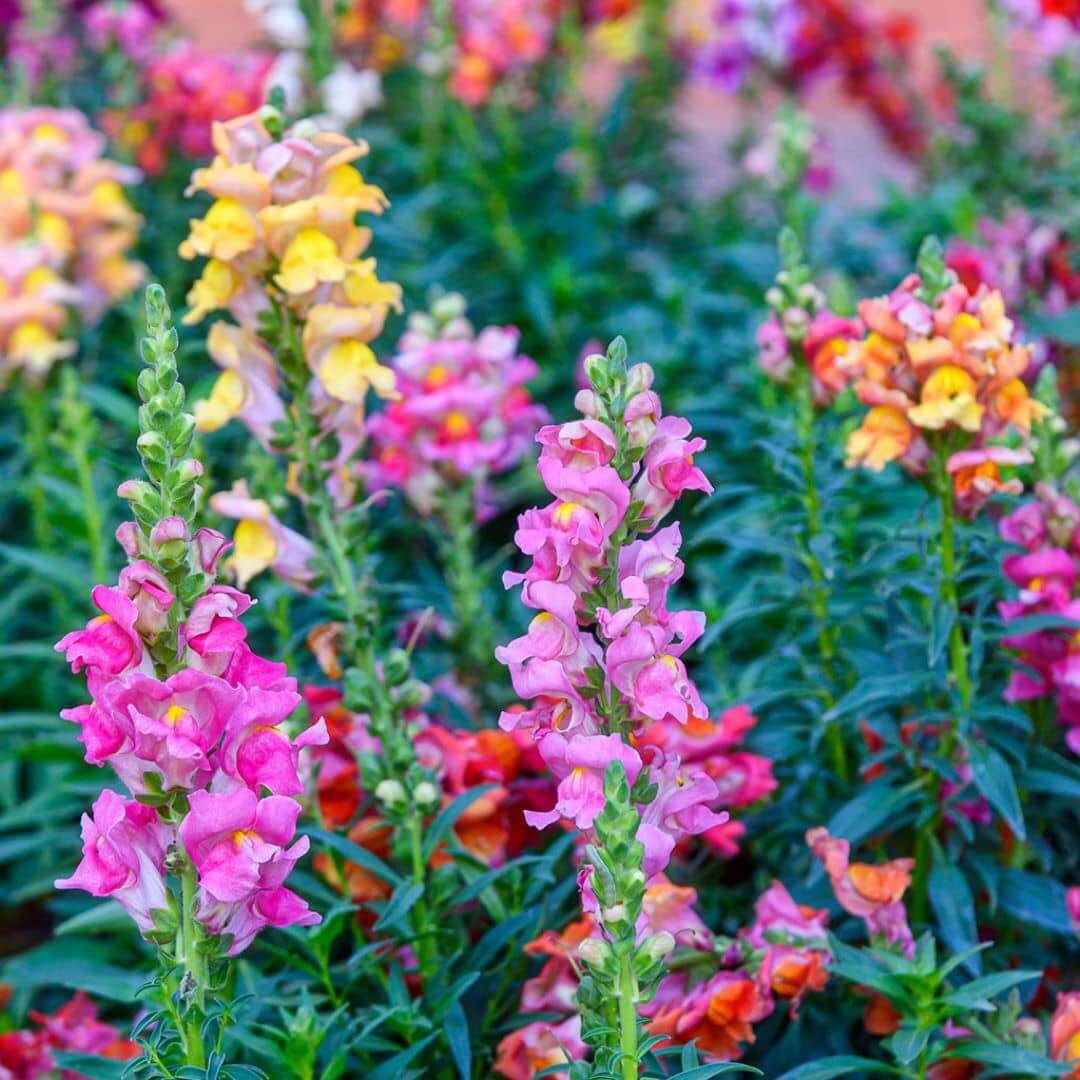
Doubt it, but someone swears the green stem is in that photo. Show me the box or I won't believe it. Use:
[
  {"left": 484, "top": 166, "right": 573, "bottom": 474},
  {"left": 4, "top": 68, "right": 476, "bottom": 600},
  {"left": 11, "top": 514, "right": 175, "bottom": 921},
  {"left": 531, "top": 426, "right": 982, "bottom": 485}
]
[
  {"left": 912, "top": 449, "right": 971, "bottom": 924},
  {"left": 794, "top": 365, "right": 847, "bottom": 784},
  {"left": 407, "top": 811, "right": 438, "bottom": 980},
  {"left": 179, "top": 864, "right": 207, "bottom": 1067},
  {"left": 72, "top": 432, "right": 107, "bottom": 583},
  {"left": 617, "top": 950, "right": 640, "bottom": 1080},
  {"left": 21, "top": 383, "right": 55, "bottom": 553}
]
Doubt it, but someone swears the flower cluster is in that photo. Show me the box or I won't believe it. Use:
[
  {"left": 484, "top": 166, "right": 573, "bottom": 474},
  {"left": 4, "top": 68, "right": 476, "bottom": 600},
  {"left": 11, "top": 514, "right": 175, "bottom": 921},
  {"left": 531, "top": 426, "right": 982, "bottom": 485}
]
[
  {"left": 1002, "top": 0, "right": 1080, "bottom": 57},
  {"left": 448, "top": 0, "right": 561, "bottom": 106},
  {"left": 108, "top": 44, "right": 274, "bottom": 177},
  {"left": 0, "top": 991, "right": 141, "bottom": 1079},
  {"left": 0, "top": 106, "right": 144, "bottom": 384},
  {"left": 365, "top": 298, "right": 548, "bottom": 517},
  {"left": 496, "top": 875, "right": 831, "bottom": 1074},
  {"left": 54, "top": 287, "right": 323, "bottom": 958},
  {"left": 697, "top": 0, "right": 923, "bottom": 157},
  {"left": 247, "top": 0, "right": 385, "bottom": 130},
  {"left": 183, "top": 103, "right": 402, "bottom": 501},
  {"left": 842, "top": 245, "right": 1045, "bottom": 517},
  {"left": 998, "top": 483, "right": 1080, "bottom": 755},
  {"left": 947, "top": 209, "right": 1080, "bottom": 369},
  {"left": 496, "top": 347, "right": 724, "bottom": 883}
]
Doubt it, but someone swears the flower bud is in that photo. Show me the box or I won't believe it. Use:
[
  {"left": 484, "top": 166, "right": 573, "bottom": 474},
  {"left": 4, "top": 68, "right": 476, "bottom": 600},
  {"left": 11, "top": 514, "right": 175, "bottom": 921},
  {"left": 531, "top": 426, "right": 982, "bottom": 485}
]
[
  {"left": 375, "top": 778, "right": 408, "bottom": 811},
  {"left": 578, "top": 938, "right": 611, "bottom": 968},
  {"left": 639, "top": 931, "right": 675, "bottom": 963},
  {"left": 413, "top": 781, "right": 440, "bottom": 812}
]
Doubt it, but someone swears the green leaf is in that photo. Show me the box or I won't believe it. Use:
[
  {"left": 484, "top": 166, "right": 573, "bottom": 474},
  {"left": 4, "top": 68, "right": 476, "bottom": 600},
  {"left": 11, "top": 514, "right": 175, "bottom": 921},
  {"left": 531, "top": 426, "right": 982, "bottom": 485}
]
[
  {"left": 963, "top": 740, "right": 1025, "bottom": 840},
  {"left": 368, "top": 1032, "right": 439, "bottom": 1080},
  {"left": 775, "top": 1056, "right": 901, "bottom": 1079},
  {"left": 929, "top": 864, "right": 980, "bottom": 976},
  {"left": 373, "top": 880, "right": 424, "bottom": 933},
  {"left": 422, "top": 784, "right": 497, "bottom": 862},
  {"left": 944, "top": 1041, "right": 1072, "bottom": 1075},
  {"left": 52, "top": 1053, "right": 130, "bottom": 1079},
  {"left": 998, "top": 869, "right": 1072, "bottom": 935},
  {"left": 889, "top": 1025, "right": 929, "bottom": 1066},
  {"left": 945, "top": 970, "right": 1042, "bottom": 1010},
  {"left": 305, "top": 825, "right": 401, "bottom": 887},
  {"left": 54, "top": 902, "right": 133, "bottom": 937},
  {"left": 444, "top": 1000, "right": 471, "bottom": 1080},
  {"left": 666, "top": 1066, "right": 760, "bottom": 1078}
]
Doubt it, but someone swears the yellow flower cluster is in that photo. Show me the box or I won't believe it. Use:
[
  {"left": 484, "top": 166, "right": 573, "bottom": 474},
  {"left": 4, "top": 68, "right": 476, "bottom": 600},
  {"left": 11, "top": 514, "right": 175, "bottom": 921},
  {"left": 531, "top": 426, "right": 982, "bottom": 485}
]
[
  {"left": 0, "top": 107, "right": 144, "bottom": 384},
  {"left": 180, "top": 109, "right": 402, "bottom": 442}
]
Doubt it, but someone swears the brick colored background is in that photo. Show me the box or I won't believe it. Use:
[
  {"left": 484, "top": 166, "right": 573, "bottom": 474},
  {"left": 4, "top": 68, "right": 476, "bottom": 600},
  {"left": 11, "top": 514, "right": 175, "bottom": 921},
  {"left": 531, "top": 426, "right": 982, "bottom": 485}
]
[{"left": 162, "top": 0, "right": 994, "bottom": 197}]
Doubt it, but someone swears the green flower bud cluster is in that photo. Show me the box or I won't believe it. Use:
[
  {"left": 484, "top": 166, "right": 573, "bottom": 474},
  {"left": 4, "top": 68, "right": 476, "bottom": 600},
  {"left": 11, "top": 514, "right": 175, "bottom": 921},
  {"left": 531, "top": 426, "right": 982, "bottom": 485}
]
[
  {"left": 575, "top": 763, "right": 672, "bottom": 1079},
  {"left": 915, "top": 235, "right": 954, "bottom": 306},
  {"left": 766, "top": 227, "right": 825, "bottom": 348}
]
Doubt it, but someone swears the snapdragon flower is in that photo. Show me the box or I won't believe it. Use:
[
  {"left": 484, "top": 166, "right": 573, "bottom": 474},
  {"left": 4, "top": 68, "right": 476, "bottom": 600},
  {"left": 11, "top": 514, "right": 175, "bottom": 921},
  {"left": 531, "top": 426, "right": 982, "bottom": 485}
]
[
  {"left": 0, "top": 106, "right": 144, "bottom": 384},
  {"left": 55, "top": 289, "right": 323, "bottom": 992}
]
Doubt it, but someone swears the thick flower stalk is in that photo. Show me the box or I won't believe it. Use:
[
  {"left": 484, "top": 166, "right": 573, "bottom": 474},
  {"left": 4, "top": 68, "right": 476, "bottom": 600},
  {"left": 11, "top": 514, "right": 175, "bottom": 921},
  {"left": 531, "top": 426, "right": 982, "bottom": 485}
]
[
  {"left": 842, "top": 237, "right": 1047, "bottom": 919},
  {"left": 54, "top": 287, "right": 323, "bottom": 1069},
  {"left": 0, "top": 106, "right": 145, "bottom": 384},
  {"left": 497, "top": 337, "right": 728, "bottom": 1077}
]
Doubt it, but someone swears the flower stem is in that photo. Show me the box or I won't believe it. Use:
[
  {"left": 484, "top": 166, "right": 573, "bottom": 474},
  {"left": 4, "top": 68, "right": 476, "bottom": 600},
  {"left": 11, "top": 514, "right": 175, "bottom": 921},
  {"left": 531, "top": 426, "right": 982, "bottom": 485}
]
[
  {"left": 794, "top": 366, "right": 847, "bottom": 784},
  {"left": 407, "top": 811, "right": 437, "bottom": 980},
  {"left": 617, "top": 949, "right": 640, "bottom": 1080},
  {"left": 179, "top": 863, "right": 207, "bottom": 1067}
]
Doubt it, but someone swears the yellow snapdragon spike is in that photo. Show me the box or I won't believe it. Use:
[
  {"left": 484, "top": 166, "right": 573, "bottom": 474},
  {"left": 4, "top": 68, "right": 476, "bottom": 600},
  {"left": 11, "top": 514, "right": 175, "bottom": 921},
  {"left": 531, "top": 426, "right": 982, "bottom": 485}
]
[
  {"left": 184, "top": 259, "right": 243, "bottom": 325},
  {"left": 193, "top": 370, "right": 247, "bottom": 432},
  {"left": 908, "top": 364, "right": 984, "bottom": 432},
  {"left": 230, "top": 519, "right": 278, "bottom": 587},
  {"left": 319, "top": 339, "right": 381, "bottom": 402},
  {"left": 845, "top": 406, "right": 912, "bottom": 472},
  {"left": 179, "top": 197, "right": 258, "bottom": 261},
  {"left": 275, "top": 228, "right": 346, "bottom": 294}
]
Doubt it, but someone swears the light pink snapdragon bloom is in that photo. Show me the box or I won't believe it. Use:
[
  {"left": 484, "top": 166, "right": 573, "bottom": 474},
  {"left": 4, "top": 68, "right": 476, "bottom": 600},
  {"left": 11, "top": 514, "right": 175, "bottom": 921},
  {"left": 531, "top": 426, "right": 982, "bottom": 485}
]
[
  {"left": 56, "top": 789, "right": 171, "bottom": 933},
  {"left": 498, "top": 349, "right": 725, "bottom": 913},
  {"left": 180, "top": 787, "right": 319, "bottom": 954}
]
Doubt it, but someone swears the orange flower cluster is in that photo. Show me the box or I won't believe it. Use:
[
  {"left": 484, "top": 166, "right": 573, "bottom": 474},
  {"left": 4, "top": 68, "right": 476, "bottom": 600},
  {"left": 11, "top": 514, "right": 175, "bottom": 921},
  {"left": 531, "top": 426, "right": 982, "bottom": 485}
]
[
  {"left": 0, "top": 107, "right": 144, "bottom": 384},
  {"left": 842, "top": 256, "right": 1046, "bottom": 517}
]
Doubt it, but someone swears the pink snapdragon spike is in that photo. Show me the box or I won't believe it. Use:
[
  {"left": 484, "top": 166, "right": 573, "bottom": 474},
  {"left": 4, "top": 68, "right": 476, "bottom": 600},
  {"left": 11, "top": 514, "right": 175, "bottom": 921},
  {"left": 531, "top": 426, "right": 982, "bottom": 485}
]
[
  {"left": 497, "top": 339, "right": 760, "bottom": 924},
  {"left": 998, "top": 483, "right": 1080, "bottom": 755},
  {"left": 366, "top": 316, "right": 548, "bottom": 518},
  {"left": 55, "top": 288, "right": 325, "bottom": 963}
]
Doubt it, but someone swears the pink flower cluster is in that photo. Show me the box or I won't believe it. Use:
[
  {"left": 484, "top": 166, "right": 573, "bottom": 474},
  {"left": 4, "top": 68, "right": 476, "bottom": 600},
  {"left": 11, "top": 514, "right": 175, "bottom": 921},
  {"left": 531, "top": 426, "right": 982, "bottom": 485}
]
[
  {"left": 497, "top": 358, "right": 738, "bottom": 895},
  {"left": 807, "top": 826, "right": 915, "bottom": 957},
  {"left": 0, "top": 107, "right": 144, "bottom": 383},
  {"left": 55, "top": 518, "right": 324, "bottom": 954},
  {"left": 998, "top": 484, "right": 1080, "bottom": 756},
  {"left": 496, "top": 876, "right": 831, "bottom": 1074},
  {"left": 1001, "top": 0, "right": 1080, "bottom": 57},
  {"left": 366, "top": 321, "right": 548, "bottom": 517},
  {"left": 107, "top": 44, "right": 274, "bottom": 176}
]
